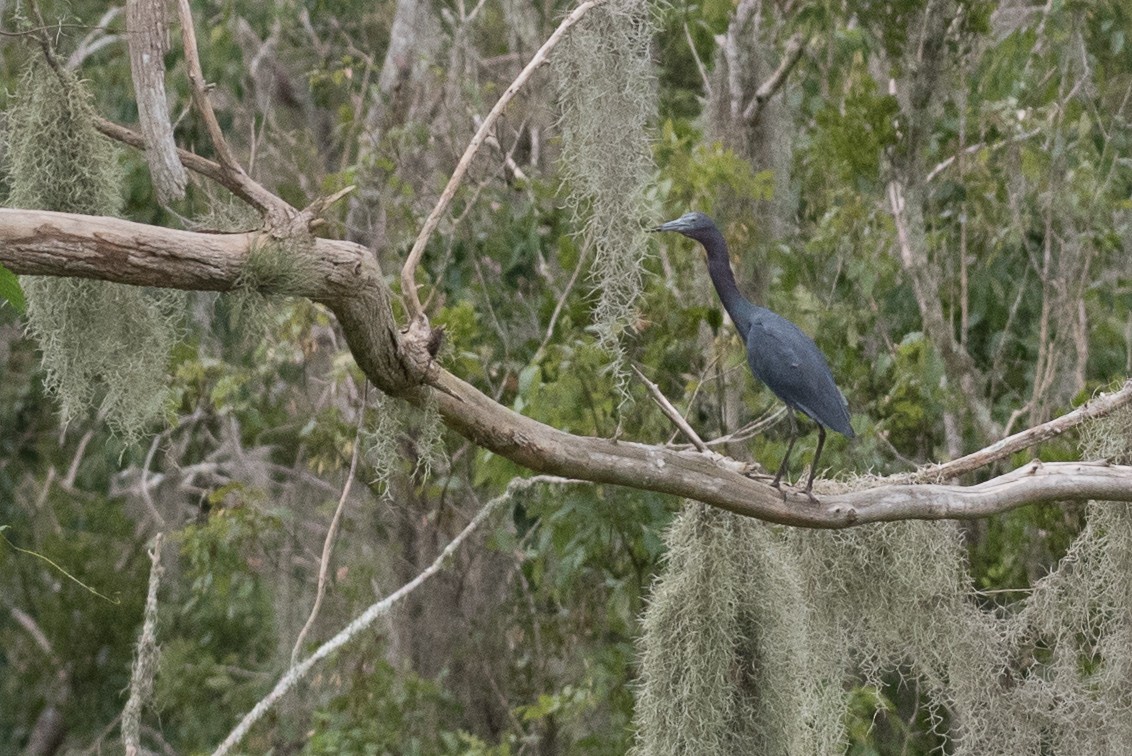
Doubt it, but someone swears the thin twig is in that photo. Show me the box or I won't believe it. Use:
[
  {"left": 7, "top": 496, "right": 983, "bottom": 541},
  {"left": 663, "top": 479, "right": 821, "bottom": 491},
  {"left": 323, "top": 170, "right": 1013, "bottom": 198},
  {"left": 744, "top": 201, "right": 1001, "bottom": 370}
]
[
  {"left": 173, "top": 0, "right": 294, "bottom": 224},
  {"left": 399, "top": 0, "right": 610, "bottom": 325},
  {"left": 62, "top": 428, "right": 94, "bottom": 488},
  {"left": 682, "top": 21, "right": 712, "bottom": 98},
  {"left": 66, "top": 7, "right": 122, "bottom": 70},
  {"left": 211, "top": 475, "right": 578, "bottom": 756},
  {"left": 632, "top": 365, "right": 709, "bottom": 452},
  {"left": 290, "top": 391, "right": 367, "bottom": 665},
  {"left": 6, "top": 602, "right": 57, "bottom": 657},
  {"left": 123, "top": 532, "right": 164, "bottom": 756},
  {"left": 911, "top": 378, "right": 1132, "bottom": 483},
  {"left": 136, "top": 434, "right": 168, "bottom": 528},
  {"left": 925, "top": 128, "right": 1041, "bottom": 183},
  {"left": 533, "top": 243, "right": 590, "bottom": 361}
]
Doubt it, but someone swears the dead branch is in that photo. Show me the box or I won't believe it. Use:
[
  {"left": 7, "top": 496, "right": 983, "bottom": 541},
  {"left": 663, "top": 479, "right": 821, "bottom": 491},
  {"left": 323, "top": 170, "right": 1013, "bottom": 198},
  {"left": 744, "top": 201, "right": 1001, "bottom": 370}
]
[
  {"left": 632, "top": 364, "right": 710, "bottom": 453},
  {"left": 122, "top": 533, "right": 164, "bottom": 756},
  {"left": 3, "top": 208, "right": 1132, "bottom": 529},
  {"left": 912, "top": 379, "right": 1132, "bottom": 482},
  {"left": 290, "top": 399, "right": 366, "bottom": 665}
]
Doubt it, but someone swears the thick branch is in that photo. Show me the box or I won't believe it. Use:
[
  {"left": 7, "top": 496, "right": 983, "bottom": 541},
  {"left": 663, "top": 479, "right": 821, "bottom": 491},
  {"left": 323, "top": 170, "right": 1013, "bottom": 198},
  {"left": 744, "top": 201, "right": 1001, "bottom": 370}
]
[
  {"left": 3, "top": 208, "right": 1132, "bottom": 528},
  {"left": 0, "top": 208, "right": 420, "bottom": 392}
]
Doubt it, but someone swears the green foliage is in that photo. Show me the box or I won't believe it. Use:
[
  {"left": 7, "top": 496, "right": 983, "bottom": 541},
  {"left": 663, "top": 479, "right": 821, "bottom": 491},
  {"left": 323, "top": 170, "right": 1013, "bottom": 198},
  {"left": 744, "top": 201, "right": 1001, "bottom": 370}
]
[
  {"left": 808, "top": 74, "right": 900, "bottom": 190},
  {"left": 3, "top": 0, "right": 1132, "bottom": 753},
  {"left": 155, "top": 505, "right": 283, "bottom": 749},
  {"left": 304, "top": 658, "right": 462, "bottom": 755},
  {"left": 0, "top": 265, "right": 24, "bottom": 312},
  {"left": 0, "top": 493, "right": 148, "bottom": 751},
  {"left": 874, "top": 332, "right": 947, "bottom": 457},
  {"left": 655, "top": 121, "right": 776, "bottom": 213}
]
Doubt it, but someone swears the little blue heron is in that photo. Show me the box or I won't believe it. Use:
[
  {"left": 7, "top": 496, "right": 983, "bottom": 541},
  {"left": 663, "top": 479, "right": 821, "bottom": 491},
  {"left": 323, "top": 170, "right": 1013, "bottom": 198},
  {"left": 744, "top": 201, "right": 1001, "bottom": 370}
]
[{"left": 651, "top": 212, "right": 854, "bottom": 502}]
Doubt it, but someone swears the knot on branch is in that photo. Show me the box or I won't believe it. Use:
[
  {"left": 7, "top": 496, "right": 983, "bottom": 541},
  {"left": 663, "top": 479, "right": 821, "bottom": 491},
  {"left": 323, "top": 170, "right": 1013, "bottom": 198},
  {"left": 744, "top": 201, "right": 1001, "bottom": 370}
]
[{"left": 399, "top": 316, "right": 444, "bottom": 385}]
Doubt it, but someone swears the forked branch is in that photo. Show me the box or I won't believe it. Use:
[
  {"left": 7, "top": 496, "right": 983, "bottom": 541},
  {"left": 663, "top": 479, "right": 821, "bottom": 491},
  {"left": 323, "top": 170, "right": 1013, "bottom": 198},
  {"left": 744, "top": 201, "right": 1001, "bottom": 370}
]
[
  {"left": 173, "top": 0, "right": 297, "bottom": 227},
  {"left": 1, "top": 208, "right": 1130, "bottom": 529}
]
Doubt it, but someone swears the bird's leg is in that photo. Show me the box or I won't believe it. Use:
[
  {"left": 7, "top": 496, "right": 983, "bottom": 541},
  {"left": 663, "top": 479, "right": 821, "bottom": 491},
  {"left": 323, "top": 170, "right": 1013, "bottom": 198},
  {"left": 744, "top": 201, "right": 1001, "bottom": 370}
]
[
  {"left": 771, "top": 411, "right": 798, "bottom": 499},
  {"left": 803, "top": 423, "right": 827, "bottom": 504}
]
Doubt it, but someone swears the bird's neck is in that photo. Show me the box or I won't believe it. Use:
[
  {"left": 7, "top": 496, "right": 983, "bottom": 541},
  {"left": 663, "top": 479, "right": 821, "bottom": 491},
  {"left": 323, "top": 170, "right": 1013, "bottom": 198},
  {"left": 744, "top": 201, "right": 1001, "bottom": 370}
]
[{"left": 699, "top": 228, "right": 757, "bottom": 331}]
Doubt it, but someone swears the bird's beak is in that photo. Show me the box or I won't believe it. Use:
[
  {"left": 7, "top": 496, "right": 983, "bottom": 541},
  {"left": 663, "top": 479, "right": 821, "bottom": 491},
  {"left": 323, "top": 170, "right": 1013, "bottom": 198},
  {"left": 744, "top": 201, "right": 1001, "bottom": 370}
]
[{"left": 650, "top": 218, "right": 684, "bottom": 233}]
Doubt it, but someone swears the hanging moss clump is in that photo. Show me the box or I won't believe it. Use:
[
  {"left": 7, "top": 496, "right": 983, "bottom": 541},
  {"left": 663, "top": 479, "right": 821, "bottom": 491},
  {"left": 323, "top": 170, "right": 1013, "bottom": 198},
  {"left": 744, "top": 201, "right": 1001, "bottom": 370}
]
[
  {"left": 7, "top": 61, "right": 181, "bottom": 442},
  {"left": 633, "top": 504, "right": 845, "bottom": 755},
  {"left": 635, "top": 405, "right": 1132, "bottom": 754},
  {"left": 556, "top": 0, "right": 657, "bottom": 388}
]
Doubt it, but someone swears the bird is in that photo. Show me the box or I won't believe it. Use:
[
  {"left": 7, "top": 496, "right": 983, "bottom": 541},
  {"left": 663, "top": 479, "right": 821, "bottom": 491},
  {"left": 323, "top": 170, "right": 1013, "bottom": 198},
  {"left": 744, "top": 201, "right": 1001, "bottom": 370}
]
[{"left": 651, "top": 211, "right": 854, "bottom": 502}]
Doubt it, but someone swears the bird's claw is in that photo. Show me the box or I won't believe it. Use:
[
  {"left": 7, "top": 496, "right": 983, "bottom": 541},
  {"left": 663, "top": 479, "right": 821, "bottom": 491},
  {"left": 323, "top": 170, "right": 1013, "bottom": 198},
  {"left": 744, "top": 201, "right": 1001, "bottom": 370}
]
[{"left": 770, "top": 479, "right": 788, "bottom": 502}]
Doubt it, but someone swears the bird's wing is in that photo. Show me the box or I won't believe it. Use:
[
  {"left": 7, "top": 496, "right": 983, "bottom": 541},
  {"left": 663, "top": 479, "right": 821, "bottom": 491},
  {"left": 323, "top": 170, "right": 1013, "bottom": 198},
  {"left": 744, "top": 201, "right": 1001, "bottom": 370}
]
[{"left": 745, "top": 313, "right": 854, "bottom": 436}]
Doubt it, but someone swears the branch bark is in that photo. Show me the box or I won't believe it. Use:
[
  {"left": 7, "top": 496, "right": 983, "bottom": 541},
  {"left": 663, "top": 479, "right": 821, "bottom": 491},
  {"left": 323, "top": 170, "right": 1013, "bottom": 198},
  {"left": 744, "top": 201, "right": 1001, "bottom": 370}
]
[
  {"left": 3, "top": 208, "right": 1131, "bottom": 529},
  {"left": 126, "top": 0, "right": 187, "bottom": 204}
]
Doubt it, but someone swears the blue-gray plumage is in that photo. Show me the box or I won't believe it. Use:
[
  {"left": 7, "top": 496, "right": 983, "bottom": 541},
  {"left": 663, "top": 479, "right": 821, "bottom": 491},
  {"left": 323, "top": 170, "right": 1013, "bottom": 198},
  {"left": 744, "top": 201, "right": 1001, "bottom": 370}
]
[{"left": 651, "top": 211, "right": 853, "bottom": 501}]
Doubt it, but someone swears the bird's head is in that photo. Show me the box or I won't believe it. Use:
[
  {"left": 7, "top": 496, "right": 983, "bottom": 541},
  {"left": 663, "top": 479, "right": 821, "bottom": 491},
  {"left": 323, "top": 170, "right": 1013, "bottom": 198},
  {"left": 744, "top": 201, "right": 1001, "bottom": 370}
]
[{"left": 650, "top": 211, "right": 719, "bottom": 242}]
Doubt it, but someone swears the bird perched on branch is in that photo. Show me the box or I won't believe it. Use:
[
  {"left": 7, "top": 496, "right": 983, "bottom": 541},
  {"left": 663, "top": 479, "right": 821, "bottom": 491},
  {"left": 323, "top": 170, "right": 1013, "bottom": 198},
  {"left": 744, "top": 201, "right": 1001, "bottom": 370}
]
[{"left": 651, "top": 212, "right": 854, "bottom": 502}]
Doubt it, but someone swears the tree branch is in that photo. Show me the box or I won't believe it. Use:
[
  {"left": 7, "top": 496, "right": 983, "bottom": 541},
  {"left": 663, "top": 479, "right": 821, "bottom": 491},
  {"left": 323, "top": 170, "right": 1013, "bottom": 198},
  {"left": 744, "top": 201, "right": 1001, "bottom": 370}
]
[
  {"left": 912, "top": 379, "right": 1132, "bottom": 482},
  {"left": 3, "top": 209, "right": 1131, "bottom": 529},
  {"left": 741, "top": 31, "right": 806, "bottom": 123},
  {"left": 173, "top": 0, "right": 298, "bottom": 227}
]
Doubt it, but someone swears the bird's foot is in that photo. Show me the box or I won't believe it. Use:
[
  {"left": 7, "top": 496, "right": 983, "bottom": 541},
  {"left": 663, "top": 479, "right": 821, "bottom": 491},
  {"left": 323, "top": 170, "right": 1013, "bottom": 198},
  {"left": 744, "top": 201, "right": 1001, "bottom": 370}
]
[
  {"left": 804, "top": 489, "right": 820, "bottom": 505},
  {"left": 770, "top": 479, "right": 788, "bottom": 502}
]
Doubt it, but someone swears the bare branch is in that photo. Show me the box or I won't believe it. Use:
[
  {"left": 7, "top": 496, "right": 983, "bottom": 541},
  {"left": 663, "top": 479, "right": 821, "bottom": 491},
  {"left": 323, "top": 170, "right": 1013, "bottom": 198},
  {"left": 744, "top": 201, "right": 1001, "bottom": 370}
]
[
  {"left": 912, "top": 379, "right": 1132, "bottom": 482},
  {"left": 925, "top": 128, "right": 1042, "bottom": 183},
  {"left": 399, "top": 0, "right": 610, "bottom": 326},
  {"left": 683, "top": 21, "right": 712, "bottom": 98},
  {"left": 123, "top": 533, "right": 164, "bottom": 756},
  {"left": 290, "top": 399, "right": 366, "bottom": 665},
  {"left": 173, "top": 0, "right": 297, "bottom": 226},
  {"left": 741, "top": 31, "right": 806, "bottom": 123},
  {"left": 7, "top": 603, "right": 56, "bottom": 657},
  {"left": 632, "top": 364, "right": 710, "bottom": 453},
  {"left": 66, "top": 7, "right": 122, "bottom": 70},
  {"left": 3, "top": 208, "right": 1132, "bottom": 530}
]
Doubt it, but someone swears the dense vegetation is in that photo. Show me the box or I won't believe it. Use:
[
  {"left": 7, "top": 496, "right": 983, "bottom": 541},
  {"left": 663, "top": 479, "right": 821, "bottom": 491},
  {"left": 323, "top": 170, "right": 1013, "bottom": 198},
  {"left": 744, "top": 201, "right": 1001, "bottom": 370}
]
[{"left": 1, "top": 0, "right": 1131, "bottom": 753}]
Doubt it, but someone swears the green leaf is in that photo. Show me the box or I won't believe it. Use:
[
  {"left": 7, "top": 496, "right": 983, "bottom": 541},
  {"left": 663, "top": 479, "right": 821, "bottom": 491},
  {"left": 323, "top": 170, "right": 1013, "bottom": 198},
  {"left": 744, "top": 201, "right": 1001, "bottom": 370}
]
[{"left": 0, "top": 265, "right": 24, "bottom": 312}]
